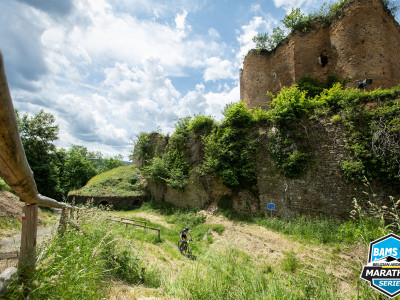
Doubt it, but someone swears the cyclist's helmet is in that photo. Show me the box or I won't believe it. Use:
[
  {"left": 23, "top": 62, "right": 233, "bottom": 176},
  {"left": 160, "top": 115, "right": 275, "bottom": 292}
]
[{"left": 185, "top": 227, "right": 189, "bottom": 231}]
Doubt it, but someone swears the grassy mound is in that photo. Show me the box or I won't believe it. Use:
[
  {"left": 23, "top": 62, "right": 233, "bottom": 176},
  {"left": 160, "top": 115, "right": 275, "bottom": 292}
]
[{"left": 69, "top": 165, "right": 146, "bottom": 197}]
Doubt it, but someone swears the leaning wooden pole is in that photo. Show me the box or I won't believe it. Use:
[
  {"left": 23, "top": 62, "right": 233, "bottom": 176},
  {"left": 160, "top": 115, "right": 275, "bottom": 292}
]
[
  {"left": 0, "top": 50, "right": 40, "bottom": 278},
  {"left": 0, "top": 49, "right": 39, "bottom": 205}
]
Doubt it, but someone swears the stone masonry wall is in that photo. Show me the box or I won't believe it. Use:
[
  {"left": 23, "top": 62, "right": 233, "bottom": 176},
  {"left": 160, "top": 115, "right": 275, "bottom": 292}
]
[
  {"left": 257, "top": 122, "right": 353, "bottom": 218},
  {"left": 146, "top": 120, "right": 399, "bottom": 219},
  {"left": 240, "top": 0, "right": 400, "bottom": 109},
  {"left": 67, "top": 195, "right": 146, "bottom": 209}
]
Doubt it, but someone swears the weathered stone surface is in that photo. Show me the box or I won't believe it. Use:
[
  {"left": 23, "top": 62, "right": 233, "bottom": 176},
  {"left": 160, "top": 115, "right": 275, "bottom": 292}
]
[
  {"left": 146, "top": 120, "right": 399, "bottom": 219},
  {"left": 148, "top": 173, "right": 232, "bottom": 209},
  {"left": 240, "top": 0, "right": 400, "bottom": 109}
]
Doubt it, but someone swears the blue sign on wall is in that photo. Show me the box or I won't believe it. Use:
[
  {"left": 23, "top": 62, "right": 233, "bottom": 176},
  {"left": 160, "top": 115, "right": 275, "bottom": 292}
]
[{"left": 267, "top": 203, "right": 275, "bottom": 210}]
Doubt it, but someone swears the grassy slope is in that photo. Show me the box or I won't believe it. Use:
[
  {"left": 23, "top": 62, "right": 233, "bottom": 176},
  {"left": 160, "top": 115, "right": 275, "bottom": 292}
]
[
  {"left": 106, "top": 203, "right": 379, "bottom": 299},
  {"left": 6, "top": 201, "right": 385, "bottom": 299},
  {"left": 69, "top": 165, "right": 145, "bottom": 197}
]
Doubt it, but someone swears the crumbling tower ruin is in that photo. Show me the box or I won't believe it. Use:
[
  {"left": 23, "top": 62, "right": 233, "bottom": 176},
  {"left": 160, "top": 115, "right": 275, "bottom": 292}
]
[{"left": 240, "top": 0, "right": 400, "bottom": 109}]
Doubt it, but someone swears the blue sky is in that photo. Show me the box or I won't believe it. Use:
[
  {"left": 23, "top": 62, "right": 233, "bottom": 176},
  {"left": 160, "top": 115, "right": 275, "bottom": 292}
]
[{"left": 0, "top": 0, "right": 326, "bottom": 159}]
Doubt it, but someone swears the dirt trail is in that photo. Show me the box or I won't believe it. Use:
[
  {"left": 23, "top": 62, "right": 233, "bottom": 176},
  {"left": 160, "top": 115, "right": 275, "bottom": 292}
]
[{"left": 0, "top": 209, "right": 61, "bottom": 273}]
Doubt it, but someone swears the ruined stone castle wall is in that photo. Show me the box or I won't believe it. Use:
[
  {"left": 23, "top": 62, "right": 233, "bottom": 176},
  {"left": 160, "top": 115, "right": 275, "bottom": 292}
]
[{"left": 241, "top": 0, "right": 400, "bottom": 109}]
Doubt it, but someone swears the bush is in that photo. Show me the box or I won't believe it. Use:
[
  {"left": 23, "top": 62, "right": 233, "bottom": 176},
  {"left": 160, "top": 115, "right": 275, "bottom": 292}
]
[
  {"left": 144, "top": 157, "right": 169, "bottom": 182},
  {"left": 222, "top": 102, "right": 253, "bottom": 128},
  {"left": 341, "top": 160, "right": 365, "bottom": 181},
  {"left": 202, "top": 127, "right": 257, "bottom": 188},
  {"left": 201, "top": 106, "right": 257, "bottom": 188},
  {"left": 297, "top": 76, "right": 325, "bottom": 98},
  {"left": 269, "top": 86, "right": 317, "bottom": 124},
  {"left": 268, "top": 132, "right": 309, "bottom": 178},
  {"left": 188, "top": 115, "right": 215, "bottom": 133}
]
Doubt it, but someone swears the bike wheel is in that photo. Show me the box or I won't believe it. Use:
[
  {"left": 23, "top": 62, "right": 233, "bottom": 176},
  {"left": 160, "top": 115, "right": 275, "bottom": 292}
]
[
  {"left": 186, "top": 246, "right": 192, "bottom": 257},
  {"left": 181, "top": 243, "right": 188, "bottom": 255}
]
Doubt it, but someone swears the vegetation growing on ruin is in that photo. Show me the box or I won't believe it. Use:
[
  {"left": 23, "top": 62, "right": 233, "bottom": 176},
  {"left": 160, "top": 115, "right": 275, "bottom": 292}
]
[
  {"left": 201, "top": 102, "right": 257, "bottom": 188},
  {"left": 134, "top": 83, "right": 400, "bottom": 190},
  {"left": 253, "top": 0, "right": 400, "bottom": 51}
]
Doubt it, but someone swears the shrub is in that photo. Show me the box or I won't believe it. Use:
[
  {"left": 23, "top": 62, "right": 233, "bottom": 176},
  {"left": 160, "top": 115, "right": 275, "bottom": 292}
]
[
  {"left": 201, "top": 103, "right": 257, "bottom": 188},
  {"left": 269, "top": 86, "right": 316, "bottom": 124},
  {"left": 268, "top": 132, "right": 309, "bottom": 178},
  {"left": 142, "top": 117, "right": 191, "bottom": 190},
  {"left": 131, "top": 132, "right": 152, "bottom": 164},
  {"left": 297, "top": 76, "right": 325, "bottom": 98},
  {"left": 188, "top": 115, "right": 215, "bottom": 133},
  {"left": 222, "top": 102, "right": 253, "bottom": 128},
  {"left": 250, "top": 107, "right": 271, "bottom": 124},
  {"left": 202, "top": 126, "right": 257, "bottom": 188},
  {"left": 341, "top": 160, "right": 365, "bottom": 182},
  {"left": 282, "top": 8, "right": 309, "bottom": 32},
  {"left": 144, "top": 157, "right": 169, "bottom": 181}
]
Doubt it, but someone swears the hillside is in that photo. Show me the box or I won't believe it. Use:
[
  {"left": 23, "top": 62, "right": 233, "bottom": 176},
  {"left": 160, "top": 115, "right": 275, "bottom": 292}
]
[{"left": 67, "top": 165, "right": 148, "bottom": 209}]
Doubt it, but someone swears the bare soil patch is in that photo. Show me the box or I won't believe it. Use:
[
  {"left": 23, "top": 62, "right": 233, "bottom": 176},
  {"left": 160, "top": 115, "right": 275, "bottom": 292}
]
[{"left": 0, "top": 191, "right": 23, "bottom": 217}]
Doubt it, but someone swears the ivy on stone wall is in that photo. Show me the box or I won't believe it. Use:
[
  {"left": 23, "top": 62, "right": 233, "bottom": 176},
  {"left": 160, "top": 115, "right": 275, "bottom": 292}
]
[{"left": 133, "top": 82, "right": 400, "bottom": 191}]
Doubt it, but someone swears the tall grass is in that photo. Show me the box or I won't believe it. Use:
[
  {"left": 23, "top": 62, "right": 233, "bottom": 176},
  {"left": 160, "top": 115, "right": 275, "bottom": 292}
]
[
  {"left": 254, "top": 214, "right": 383, "bottom": 245},
  {"left": 4, "top": 201, "right": 385, "bottom": 299},
  {"left": 162, "top": 248, "right": 337, "bottom": 299},
  {"left": 5, "top": 208, "right": 144, "bottom": 299}
]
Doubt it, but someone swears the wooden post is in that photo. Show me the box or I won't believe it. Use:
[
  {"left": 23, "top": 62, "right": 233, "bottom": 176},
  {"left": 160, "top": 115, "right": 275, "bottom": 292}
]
[
  {"left": 58, "top": 207, "right": 67, "bottom": 235},
  {"left": 19, "top": 204, "right": 38, "bottom": 279}
]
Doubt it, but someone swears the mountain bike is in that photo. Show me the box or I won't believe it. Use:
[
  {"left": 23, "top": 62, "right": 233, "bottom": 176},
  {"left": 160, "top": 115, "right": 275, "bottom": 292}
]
[{"left": 178, "top": 239, "right": 192, "bottom": 257}]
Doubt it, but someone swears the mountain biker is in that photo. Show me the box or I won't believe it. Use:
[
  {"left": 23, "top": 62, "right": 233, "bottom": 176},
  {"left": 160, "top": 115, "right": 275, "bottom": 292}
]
[{"left": 179, "top": 227, "right": 192, "bottom": 252}]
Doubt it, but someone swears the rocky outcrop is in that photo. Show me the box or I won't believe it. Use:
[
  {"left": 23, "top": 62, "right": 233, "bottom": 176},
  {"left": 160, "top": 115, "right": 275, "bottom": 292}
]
[{"left": 240, "top": 0, "right": 400, "bottom": 109}]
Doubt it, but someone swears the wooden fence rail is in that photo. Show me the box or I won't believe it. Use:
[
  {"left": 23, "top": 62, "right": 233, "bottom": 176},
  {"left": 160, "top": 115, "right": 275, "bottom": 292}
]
[
  {"left": 108, "top": 218, "right": 161, "bottom": 239},
  {"left": 0, "top": 49, "right": 84, "bottom": 296},
  {"left": 111, "top": 216, "right": 147, "bottom": 226}
]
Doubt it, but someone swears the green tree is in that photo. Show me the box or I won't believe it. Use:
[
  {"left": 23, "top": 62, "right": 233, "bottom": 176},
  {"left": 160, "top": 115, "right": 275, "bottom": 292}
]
[
  {"left": 98, "top": 155, "right": 126, "bottom": 174},
  {"left": 62, "top": 146, "right": 98, "bottom": 190},
  {"left": 282, "top": 8, "right": 308, "bottom": 31},
  {"left": 253, "top": 33, "right": 273, "bottom": 51},
  {"left": 131, "top": 132, "right": 153, "bottom": 167},
  {"left": 16, "top": 109, "right": 63, "bottom": 199},
  {"left": 271, "top": 27, "right": 285, "bottom": 45}
]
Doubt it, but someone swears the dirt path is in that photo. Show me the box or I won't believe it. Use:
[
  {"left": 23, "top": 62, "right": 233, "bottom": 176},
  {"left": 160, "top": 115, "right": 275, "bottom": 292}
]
[{"left": 0, "top": 209, "right": 61, "bottom": 273}]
